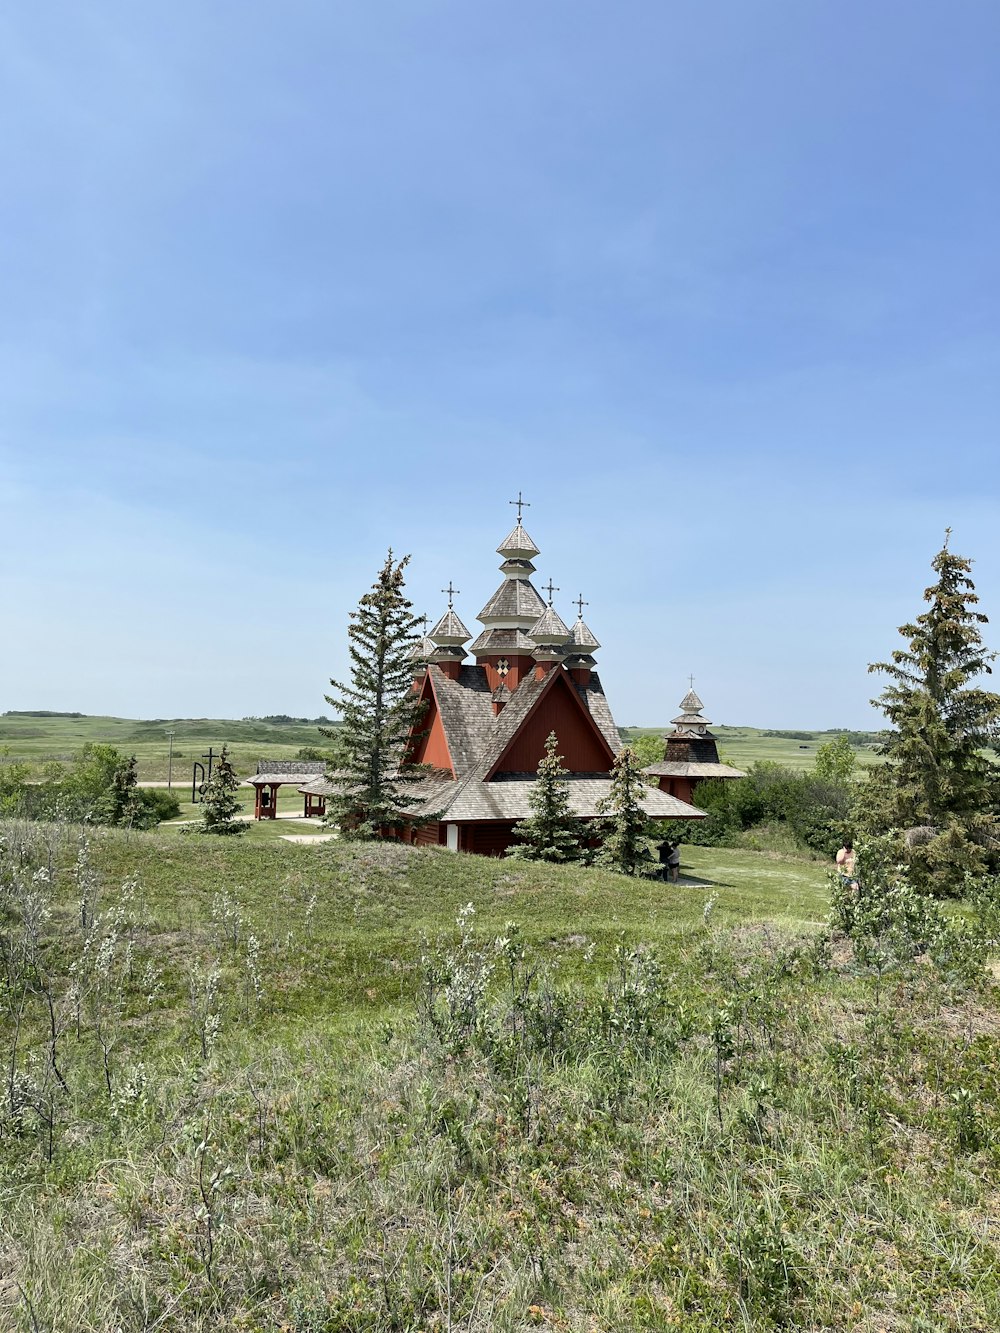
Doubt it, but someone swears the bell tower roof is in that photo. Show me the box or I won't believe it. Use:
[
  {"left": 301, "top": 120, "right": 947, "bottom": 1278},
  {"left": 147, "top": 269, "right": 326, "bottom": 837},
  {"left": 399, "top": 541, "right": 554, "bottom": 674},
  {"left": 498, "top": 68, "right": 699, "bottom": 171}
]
[{"left": 669, "top": 684, "right": 712, "bottom": 734}]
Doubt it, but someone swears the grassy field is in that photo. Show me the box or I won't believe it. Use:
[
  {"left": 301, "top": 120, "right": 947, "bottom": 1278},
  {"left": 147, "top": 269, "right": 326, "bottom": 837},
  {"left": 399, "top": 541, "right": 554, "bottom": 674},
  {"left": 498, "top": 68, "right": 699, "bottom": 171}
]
[
  {"left": 0, "top": 712, "right": 331, "bottom": 783},
  {"left": 0, "top": 711, "right": 881, "bottom": 783},
  {"left": 3, "top": 821, "right": 1000, "bottom": 1331},
  {"left": 621, "top": 724, "right": 882, "bottom": 773}
]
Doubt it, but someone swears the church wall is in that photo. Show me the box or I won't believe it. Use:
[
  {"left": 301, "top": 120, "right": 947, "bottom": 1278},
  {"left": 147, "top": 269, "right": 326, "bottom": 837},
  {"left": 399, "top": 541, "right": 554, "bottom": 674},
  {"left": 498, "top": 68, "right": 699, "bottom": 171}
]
[
  {"left": 414, "top": 821, "right": 444, "bottom": 847},
  {"left": 408, "top": 695, "right": 455, "bottom": 773},
  {"left": 479, "top": 654, "right": 534, "bottom": 692},
  {"left": 493, "top": 675, "right": 612, "bottom": 774},
  {"left": 465, "top": 821, "right": 517, "bottom": 857},
  {"left": 658, "top": 776, "right": 694, "bottom": 804}
]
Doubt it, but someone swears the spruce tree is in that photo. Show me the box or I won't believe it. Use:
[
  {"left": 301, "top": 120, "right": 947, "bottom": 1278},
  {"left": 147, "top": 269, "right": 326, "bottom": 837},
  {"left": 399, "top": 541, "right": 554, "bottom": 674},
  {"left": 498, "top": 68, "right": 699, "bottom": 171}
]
[
  {"left": 508, "top": 731, "right": 581, "bottom": 862},
  {"left": 859, "top": 533, "right": 1000, "bottom": 894},
  {"left": 201, "top": 746, "right": 245, "bottom": 836},
  {"left": 104, "top": 754, "right": 144, "bottom": 828},
  {"left": 323, "top": 550, "right": 428, "bottom": 839},
  {"left": 594, "top": 746, "right": 658, "bottom": 876}
]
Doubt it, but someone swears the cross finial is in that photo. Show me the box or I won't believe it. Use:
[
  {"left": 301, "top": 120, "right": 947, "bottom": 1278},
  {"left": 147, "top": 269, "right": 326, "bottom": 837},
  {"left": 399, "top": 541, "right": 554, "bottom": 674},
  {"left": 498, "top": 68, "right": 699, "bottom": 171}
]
[
  {"left": 543, "top": 579, "right": 559, "bottom": 607},
  {"left": 688, "top": 673, "right": 695, "bottom": 689},
  {"left": 574, "top": 593, "right": 588, "bottom": 618},
  {"left": 441, "top": 581, "right": 460, "bottom": 610},
  {"left": 419, "top": 614, "right": 429, "bottom": 634},
  {"left": 509, "top": 490, "right": 530, "bottom": 523}
]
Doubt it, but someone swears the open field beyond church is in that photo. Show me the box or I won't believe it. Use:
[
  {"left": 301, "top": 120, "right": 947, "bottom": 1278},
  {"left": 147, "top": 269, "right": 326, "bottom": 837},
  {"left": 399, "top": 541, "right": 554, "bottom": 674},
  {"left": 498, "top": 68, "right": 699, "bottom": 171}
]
[
  {"left": 4, "top": 822, "right": 1000, "bottom": 1331},
  {"left": 0, "top": 711, "right": 882, "bottom": 783}
]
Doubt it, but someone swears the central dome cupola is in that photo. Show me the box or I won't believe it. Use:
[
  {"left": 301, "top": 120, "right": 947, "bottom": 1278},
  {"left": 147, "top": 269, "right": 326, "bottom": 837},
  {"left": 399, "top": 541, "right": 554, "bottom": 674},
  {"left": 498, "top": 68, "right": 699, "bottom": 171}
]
[{"left": 471, "top": 496, "right": 549, "bottom": 690}]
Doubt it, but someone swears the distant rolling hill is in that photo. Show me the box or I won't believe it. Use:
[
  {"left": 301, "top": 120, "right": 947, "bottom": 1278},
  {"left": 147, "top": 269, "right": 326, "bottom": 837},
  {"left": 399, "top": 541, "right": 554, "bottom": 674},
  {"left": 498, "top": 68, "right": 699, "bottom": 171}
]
[{"left": 0, "top": 711, "right": 882, "bottom": 783}]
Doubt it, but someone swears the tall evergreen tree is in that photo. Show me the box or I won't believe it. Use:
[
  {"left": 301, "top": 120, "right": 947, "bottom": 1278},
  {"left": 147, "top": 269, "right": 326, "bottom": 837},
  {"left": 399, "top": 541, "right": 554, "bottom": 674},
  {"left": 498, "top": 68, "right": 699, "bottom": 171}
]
[
  {"left": 323, "top": 550, "right": 428, "bottom": 839},
  {"left": 594, "top": 746, "right": 658, "bottom": 876},
  {"left": 103, "top": 753, "right": 144, "bottom": 828},
  {"left": 508, "top": 731, "right": 581, "bottom": 862},
  {"left": 859, "top": 533, "right": 1000, "bottom": 894},
  {"left": 201, "top": 746, "right": 245, "bottom": 836}
]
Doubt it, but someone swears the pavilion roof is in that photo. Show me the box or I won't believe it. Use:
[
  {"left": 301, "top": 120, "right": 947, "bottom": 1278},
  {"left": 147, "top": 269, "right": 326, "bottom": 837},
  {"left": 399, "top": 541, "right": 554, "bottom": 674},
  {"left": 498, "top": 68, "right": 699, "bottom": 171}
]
[{"left": 643, "top": 761, "right": 746, "bottom": 780}]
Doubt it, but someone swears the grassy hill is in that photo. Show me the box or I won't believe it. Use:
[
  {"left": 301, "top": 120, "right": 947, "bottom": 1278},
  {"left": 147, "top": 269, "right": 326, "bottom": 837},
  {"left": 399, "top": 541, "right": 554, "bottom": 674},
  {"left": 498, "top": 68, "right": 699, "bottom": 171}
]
[{"left": 3, "top": 823, "right": 999, "bottom": 1330}]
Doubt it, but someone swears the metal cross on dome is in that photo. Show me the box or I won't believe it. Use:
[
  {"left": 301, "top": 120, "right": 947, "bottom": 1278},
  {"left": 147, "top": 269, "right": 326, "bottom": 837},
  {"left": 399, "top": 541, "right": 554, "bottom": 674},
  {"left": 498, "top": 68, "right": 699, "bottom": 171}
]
[
  {"left": 689, "top": 674, "right": 696, "bottom": 689},
  {"left": 509, "top": 491, "right": 530, "bottom": 522},
  {"left": 543, "top": 579, "right": 559, "bottom": 606},
  {"left": 574, "top": 594, "right": 588, "bottom": 618},
  {"left": 441, "top": 581, "right": 460, "bottom": 609}
]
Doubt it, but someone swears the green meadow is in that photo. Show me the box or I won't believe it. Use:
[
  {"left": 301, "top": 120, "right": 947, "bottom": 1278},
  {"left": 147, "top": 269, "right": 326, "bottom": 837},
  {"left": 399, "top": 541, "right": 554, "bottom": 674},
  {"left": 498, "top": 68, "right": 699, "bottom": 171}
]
[
  {"left": 3, "top": 821, "right": 1000, "bottom": 1331},
  {"left": 0, "top": 711, "right": 881, "bottom": 783},
  {"left": 0, "top": 712, "right": 329, "bottom": 783}
]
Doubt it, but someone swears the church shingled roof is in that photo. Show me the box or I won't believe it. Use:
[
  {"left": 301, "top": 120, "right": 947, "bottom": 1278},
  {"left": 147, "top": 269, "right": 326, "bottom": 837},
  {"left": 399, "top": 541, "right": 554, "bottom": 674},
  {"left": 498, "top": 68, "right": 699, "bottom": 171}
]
[
  {"left": 469, "top": 626, "right": 538, "bottom": 655},
  {"left": 477, "top": 579, "right": 547, "bottom": 624}
]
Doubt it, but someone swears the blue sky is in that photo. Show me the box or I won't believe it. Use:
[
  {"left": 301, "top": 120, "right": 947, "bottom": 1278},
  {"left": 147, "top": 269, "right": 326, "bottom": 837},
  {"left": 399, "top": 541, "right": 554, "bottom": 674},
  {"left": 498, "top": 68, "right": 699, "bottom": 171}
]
[{"left": 1, "top": 1, "right": 998, "bottom": 728}]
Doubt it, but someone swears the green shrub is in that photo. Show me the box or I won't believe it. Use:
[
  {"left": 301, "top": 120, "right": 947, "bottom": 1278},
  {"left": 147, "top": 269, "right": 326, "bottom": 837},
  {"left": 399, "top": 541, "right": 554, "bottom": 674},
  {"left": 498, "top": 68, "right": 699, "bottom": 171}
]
[
  {"left": 137, "top": 788, "right": 182, "bottom": 824},
  {"left": 681, "top": 762, "right": 849, "bottom": 856}
]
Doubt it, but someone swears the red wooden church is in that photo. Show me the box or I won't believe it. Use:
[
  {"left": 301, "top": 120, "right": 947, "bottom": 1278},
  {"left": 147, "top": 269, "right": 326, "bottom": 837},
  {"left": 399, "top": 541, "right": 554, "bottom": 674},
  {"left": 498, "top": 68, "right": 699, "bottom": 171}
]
[{"left": 308, "top": 504, "right": 706, "bottom": 856}]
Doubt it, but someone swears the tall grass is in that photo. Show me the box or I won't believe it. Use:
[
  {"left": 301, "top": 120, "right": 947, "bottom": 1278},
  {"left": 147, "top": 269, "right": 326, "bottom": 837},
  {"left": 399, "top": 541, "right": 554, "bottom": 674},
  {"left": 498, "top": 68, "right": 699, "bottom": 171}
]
[{"left": 1, "top": 822, "right": 998, "bottom": 1330}]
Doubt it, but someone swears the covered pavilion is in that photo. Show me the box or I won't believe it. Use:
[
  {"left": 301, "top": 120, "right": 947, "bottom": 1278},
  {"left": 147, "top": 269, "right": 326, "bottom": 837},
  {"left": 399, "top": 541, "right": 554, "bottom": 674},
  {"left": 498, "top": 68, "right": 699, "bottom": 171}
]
[{"left": 244, "top": 760, "right": 328, "bottom": 820}]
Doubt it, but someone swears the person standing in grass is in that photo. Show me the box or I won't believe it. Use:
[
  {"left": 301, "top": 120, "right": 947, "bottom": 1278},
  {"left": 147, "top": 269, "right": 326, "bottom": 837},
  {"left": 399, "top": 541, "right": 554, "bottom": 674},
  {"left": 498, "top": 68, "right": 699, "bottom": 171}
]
[
  {"left": 836, "top": 838, "right": 857, "bottom": 885},
  {"left": 658, "top": 839, "right": 681, "bottom": 883},
  {"left": 666, "top": 841, "right": 681, "bottom": 883}
]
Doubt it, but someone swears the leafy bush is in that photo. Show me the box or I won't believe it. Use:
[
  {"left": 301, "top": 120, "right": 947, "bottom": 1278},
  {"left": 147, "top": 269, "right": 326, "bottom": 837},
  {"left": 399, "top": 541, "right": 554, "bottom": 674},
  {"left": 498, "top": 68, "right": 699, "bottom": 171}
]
[
  {"left": 831, "top": 834, "right": 988, "bottom": 993},
  {"left": 680, "top": 762, "right": 850, "bottom": 857},
  {"left": 137, "top": 788, "right": 182, "bottom": 824}
]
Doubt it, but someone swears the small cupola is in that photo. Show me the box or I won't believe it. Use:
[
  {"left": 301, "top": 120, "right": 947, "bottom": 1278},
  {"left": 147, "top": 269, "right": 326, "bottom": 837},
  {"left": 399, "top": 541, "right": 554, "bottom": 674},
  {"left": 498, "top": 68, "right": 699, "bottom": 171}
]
[
  {"left": 496, "top": 522, "right": 541, "bottom": 568},
  {"left": 529, "top": 580, "right": 570, "bottom": 679},
  {"left": 671, "top": 688, "right": 710, "bottom": 736},
  {"left": 409, "top": 619, "right": 435, "bottom": 688},
  {"left": 564, "top": 596, "right": 600, "bottom": 686},
  {"left": 428, "top": 583, "right": 470, "bottom": 680}
]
